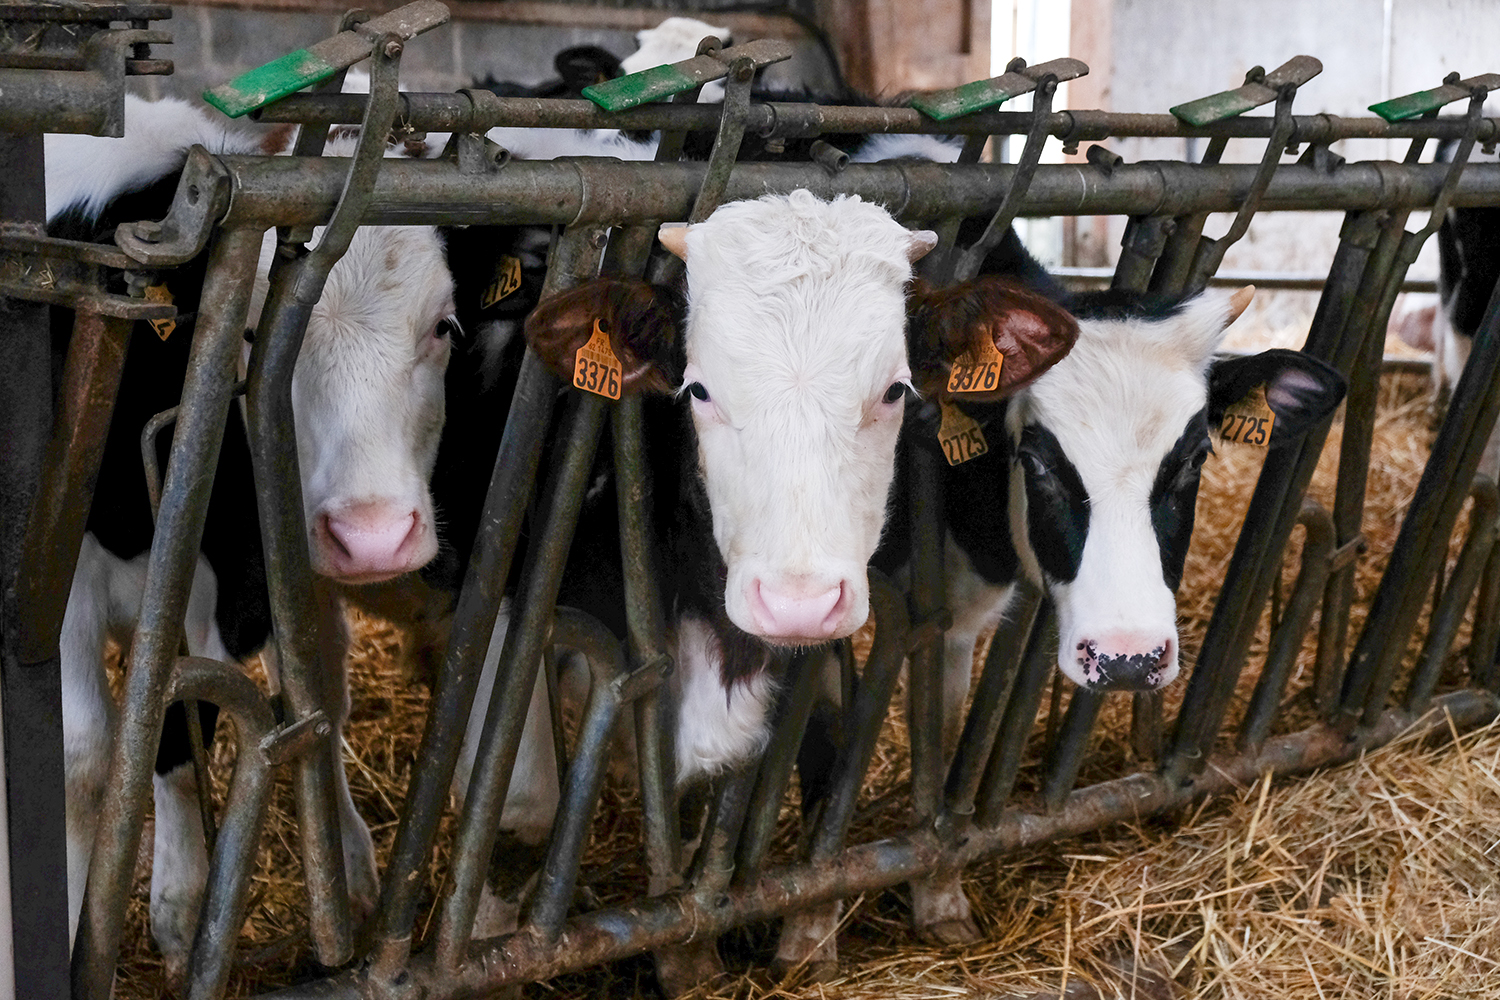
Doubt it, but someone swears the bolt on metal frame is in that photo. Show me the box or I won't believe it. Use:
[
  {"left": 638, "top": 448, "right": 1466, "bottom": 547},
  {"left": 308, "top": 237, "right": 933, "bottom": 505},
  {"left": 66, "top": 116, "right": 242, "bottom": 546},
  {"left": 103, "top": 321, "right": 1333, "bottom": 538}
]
[{"left": 9, "top": 8, "right": 1500, "bottom": 997}]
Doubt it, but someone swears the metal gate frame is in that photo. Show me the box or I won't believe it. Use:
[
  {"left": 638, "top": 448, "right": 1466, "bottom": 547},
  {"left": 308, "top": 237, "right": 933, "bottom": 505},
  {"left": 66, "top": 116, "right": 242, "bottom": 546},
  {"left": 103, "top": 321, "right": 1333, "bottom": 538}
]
[{"left": 7, "top": 10, "right": 1500, "bottom": 998}]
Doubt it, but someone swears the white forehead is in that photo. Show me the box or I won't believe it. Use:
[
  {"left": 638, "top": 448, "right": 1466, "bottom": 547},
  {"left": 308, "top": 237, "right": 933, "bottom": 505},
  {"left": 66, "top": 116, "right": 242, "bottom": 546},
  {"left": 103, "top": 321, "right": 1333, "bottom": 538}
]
[
  {"left": 1016, "top": 295, "right": 1232, "bottom": 491},
  {"left": 681, "top": 193, "right": 915, "bottom": 409}
]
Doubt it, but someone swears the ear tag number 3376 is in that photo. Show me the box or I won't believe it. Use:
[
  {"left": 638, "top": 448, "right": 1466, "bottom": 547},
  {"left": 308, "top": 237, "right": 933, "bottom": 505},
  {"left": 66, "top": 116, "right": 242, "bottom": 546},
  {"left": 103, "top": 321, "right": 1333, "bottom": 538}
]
[
  {"left": 938, "top": 400, "right": 988, "bottom": 466},
  {"left": 1220, "top": 384, "right": 1275, "bottom": 448},
  {"left": 946, "top": 335, "right": 1004, "bottom": 393},
  {"left": 574, "top": 319, "right": 623, "bottom": 400}
]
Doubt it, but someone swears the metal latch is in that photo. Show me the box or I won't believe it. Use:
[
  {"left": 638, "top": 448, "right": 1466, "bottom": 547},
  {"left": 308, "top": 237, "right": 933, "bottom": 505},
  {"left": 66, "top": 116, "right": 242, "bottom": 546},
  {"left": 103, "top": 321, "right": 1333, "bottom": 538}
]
[
  {"left": 1170, "top": 54, "right": 1322, "bottom": 126},
  {"left": 910, "top": 56, "right": 1089, "bottom": 122},
  {"left": 582, "top": 38, "right": 792, "bottom": 112}
]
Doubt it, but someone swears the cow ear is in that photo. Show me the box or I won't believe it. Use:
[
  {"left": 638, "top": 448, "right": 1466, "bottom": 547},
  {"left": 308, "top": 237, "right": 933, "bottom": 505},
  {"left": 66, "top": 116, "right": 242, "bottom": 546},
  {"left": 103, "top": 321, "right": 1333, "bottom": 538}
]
[
  {"left": 1208, "top": 349, "right": 1347, "bottom": 446},
  {"left": 907, "top": 229, "right": 939, "bottom": 262},
  {"left": 906, "top": 275, "right": 1079, "bottom": 401},
  {"left": 658, "top": 223, "right": 689, "bottom": 261},
  {"left": 523, "top": 278, "right": 683, "bottom": 394}
]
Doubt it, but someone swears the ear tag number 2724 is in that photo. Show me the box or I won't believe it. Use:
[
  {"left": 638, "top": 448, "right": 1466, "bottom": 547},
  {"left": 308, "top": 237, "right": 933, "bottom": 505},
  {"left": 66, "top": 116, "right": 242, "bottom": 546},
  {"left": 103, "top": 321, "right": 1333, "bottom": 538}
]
[
  {"left": 1220, "top": 384, "right": 1275, "bottom": 448},
  {"left": 946, "top": 335, "right": 1004, "bottom": 393},
  {"left": 573, "top": 319, "right": 623, "bottom": 400}
]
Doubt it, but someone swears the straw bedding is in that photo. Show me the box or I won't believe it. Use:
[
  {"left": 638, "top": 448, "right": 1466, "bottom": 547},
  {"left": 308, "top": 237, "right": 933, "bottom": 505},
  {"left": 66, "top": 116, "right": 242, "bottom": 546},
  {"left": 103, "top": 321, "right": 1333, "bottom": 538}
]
[{"left": 110, "top": 361, "right": 1500, "bottom": 999}]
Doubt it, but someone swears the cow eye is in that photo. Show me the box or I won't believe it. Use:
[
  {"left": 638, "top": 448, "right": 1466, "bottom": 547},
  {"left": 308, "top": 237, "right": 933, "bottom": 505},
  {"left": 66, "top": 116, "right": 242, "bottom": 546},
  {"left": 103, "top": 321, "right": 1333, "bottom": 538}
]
[
  {"left": 435, "top": 317, "right": 459, "bottom": 340},
  {"left": 688, "top": 381, "right": 710, "bottom": 402},
  {"left": 883, "top": 382, "right": 908, "bottom": 404},
  {"left": 1019, "top": 448, "right": 1050, "bottom": 480}
]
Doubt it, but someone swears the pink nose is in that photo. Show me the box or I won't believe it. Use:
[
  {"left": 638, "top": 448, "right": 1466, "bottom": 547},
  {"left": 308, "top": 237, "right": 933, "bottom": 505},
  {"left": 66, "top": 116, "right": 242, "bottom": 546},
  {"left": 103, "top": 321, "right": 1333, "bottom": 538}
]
[
  {"left": 318, "top": 503, "right": 425, "bottom": 582},
  {"left": 747, "top": 579, "right": 848, "bottom": 642},
  {"left": 1074, "top": 632, "right": 1176, "bottom": 691}
]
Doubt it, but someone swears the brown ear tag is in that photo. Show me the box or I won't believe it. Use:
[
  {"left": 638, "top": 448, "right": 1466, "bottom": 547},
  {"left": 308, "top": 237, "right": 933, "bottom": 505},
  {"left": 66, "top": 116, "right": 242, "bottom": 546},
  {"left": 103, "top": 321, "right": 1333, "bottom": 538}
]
[
  {"left": 937, "top": 400, "right": 989, "bottom": 466},
  {"left": 480, "top": 255, "right": 524, "bottom": 309},
  {"left": 1219, "top": 384, "right": 1275, "bottom": 448},
  {"left": 145, "top": 284, "right": 176, "bottom": 341},
  {"left": 573, "top": 319, "right": 623, "bottom": 400},
  {"left": 946, "top": 333, "right": 1005, "bottom": 393}
]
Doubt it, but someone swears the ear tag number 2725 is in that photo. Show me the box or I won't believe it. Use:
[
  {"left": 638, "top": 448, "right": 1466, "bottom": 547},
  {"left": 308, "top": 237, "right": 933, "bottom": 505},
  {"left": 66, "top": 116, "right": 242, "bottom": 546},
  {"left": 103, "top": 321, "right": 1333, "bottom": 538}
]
[
  {"left": 946, "top": 335, "right": 1004, "bottom": 393},
  {"left": 938, "top": 400, "right": 988, "bottom": 466},
  {"left": 1220, "top": 384, "right": 1275, "bottom": 448},
  {"left": 573, "top": 319, "right": 623, "bottom": 400}
]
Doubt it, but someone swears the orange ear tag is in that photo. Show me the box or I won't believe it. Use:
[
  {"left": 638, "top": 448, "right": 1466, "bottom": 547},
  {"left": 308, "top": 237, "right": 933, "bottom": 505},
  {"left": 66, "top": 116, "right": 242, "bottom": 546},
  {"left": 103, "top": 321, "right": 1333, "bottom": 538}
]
[
  {"left": 145, "top": 284, "right": 176, "bottom": 341},
  {"left": 937, "top": 400, "right": 989, "bottom": 466},
  {"left": 480, "top": 255, "right": 524, "bottom": 309},
  {"left": 946, "top": 333, "right": 1004, "bottom": 393},
  {"left": 573, "top": 319, "right": 623, "bottom": 400},
  {"left": 1219, "top": 384, "right": 1275, "bottom": 448}
]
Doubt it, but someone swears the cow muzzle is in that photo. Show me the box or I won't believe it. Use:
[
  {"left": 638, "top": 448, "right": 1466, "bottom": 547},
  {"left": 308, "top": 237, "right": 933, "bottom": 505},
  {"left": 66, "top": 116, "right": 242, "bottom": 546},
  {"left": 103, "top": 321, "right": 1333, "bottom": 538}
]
[
  {"left": 1068, "top": 632, "right": 1178, "bottom": 691},
  {"left": 314, "top": 501, "right": 431, "bottom": 584},
  {"left": 742, "top": 576, "right": 858, "bottom": 645}
]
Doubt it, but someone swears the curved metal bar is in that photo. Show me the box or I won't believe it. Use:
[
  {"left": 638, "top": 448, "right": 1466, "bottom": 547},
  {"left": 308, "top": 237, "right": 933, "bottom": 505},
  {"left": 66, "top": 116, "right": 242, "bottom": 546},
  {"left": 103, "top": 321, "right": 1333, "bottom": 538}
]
[{"left": 168, "top": 657, "right": 278, "bottom": 1000}]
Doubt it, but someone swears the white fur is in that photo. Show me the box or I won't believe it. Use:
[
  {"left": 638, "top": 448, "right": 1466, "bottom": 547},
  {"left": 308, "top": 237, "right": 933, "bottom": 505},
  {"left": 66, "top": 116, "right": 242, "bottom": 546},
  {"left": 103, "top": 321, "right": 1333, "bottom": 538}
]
[
  {"left": 671, "top": 616, "right": 777, "bottom": 782},
  {"left": 44, "top": 96, "right": 263, "bottom": 222},
  {"left": 680, "top": 192, "right": 933, "bottom": 644},
  {"left": 850, "top": 133, "right": 962, "bottom": 164},
  {"left": 620, "top": 16, "right": 732, "bottom": 103},
  {"left": 62, "top": 536, "right": 226, "bottom": 972},
  {"left": 485, "top": 125, "right": 658, "bottom": 161},
  {"left": 1008, "top": 290, "right": 1241, "bottom": 688}
]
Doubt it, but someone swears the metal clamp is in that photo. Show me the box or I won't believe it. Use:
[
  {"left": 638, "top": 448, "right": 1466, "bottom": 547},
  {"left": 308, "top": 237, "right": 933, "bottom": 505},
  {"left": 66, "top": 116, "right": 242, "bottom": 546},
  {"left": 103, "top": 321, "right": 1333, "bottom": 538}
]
[
  {"left": 259, "top": 711, "right": 335, "bottom": 766},
  {"left": 911, "top": 56, "right": 1088, "bottom": 122},
  {"left": 202, "top": 0, "right": 449, "bottom": 118},
  {"left": 582, "top": 37, "right": 792, "bottom": 112}
]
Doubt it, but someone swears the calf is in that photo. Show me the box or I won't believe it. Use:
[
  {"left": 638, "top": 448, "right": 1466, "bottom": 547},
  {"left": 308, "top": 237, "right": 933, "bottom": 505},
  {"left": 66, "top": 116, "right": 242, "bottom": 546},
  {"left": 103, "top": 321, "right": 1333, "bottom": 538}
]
[
  {"left": 878, "top": 249, "right": 1347, "bottom": 948},
  {"left": 48, "top": 94, "right": 456, "bottom": 982}
]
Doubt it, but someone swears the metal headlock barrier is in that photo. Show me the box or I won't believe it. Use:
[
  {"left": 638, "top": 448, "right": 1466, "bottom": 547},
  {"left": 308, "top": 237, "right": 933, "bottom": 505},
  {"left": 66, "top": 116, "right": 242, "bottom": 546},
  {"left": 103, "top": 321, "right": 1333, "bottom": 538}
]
[{"left": 6, "top": 4, "right": 1500, "bottom": 996}]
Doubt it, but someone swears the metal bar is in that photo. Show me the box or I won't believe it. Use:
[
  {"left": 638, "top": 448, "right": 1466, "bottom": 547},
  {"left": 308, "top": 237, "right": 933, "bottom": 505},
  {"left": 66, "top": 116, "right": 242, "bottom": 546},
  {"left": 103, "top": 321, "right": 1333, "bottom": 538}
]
[
  {"left": 171, "top": 659, "right": 278, "bottom": 1000},
  {"left": 1163, "top": 207, "right": 1398, "bottom": 784},
  {"left": 1111, "top": 215, "right": 1174, "bottom": 292},
  {"left": 1405, "top": 480, "right": 1500, "bottom": 712},
  {"left": 975, "top": 605, "right": 1056, "bottom": 827},
  {"left": 904, "top": 443, "right": 946, "bottom": 830},
  {"left": 251, "top": 92, "right": 1500, "bottom": 146},
  {"left": 736, "top": 648, "right": 827, "bottom": 879},
  {"left": 1239, "top": 501, "right": 1336, "bottom": 750},
  {"left": 192, "top": 157, "right": 1500, "bottom": 232},
  {"left": 71, "top": 225, "right": 264, "bottom": 1000},
  {"left": 1040, "top": 689, "right": 1106, "bottom": 813},
  {"left": 1472, "top": 544, "right": 1500, "bottom": 689},
  {"left": 1148, "top": 135, "right": 1229, "bottom": 295},
  {"left": 268, "top": 688, "right": 1500, "bottom": 999},
  {"left": 686, "top": 766, "right": 757, "bottom": 895},
  {"left": 0, "top": 126, "right": 67, "bottom": 1000},
  {"left": 944, "top": 580, "right": 1043, "bottom": 818},
  {"left": 433, "top": 390, "right": 609, "bottom": 971},
  {"left": 524, "top": 610, "right": 629, "bottom": 941}
]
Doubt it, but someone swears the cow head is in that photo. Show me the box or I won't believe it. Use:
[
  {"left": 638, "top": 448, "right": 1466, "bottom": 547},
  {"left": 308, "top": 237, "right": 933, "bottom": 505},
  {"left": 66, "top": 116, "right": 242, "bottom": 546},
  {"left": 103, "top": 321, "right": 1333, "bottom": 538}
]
[
  {"left": 527, "top": 191, "right": 1078, "bottom": 648},
  {"left": 252, "top": 223, "right": 457, "bottom": 585},
  {"left": 1007, "top": 286, "right": 1346, "bottom": 691}
]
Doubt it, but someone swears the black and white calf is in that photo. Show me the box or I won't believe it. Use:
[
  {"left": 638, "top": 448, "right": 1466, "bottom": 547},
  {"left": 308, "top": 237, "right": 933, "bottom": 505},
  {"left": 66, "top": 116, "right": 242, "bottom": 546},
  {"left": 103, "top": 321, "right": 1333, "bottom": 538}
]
[{"left": 49, "top": 94, "right": 457, "bottom": 981}]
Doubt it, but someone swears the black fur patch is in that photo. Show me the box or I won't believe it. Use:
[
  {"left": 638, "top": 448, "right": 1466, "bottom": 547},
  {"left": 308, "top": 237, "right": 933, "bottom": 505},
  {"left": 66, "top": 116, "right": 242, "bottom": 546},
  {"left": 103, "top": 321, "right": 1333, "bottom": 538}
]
[
  {"left": 1017, "top": 422, "right": 1090, "bottom": 584},
  {"left": 1148, "top": 411, "right": 1212, "bottom": 591}
]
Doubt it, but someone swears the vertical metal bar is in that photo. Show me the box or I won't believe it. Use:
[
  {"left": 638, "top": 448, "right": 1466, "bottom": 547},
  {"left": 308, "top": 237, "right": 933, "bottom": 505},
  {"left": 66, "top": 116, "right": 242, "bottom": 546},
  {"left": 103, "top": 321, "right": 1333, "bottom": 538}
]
[
  {"left": 974, "top": 604, "right": 1055, "bottom": 827},
  {"left": 686, "top": 766, "right": 757, "bottom": 894},
  {"left": 944, "top": 579, "right": 1042, "bottom": 817},
  {"left": 1471, "top": 545, "right": 1500, "bottom": 689},
  {"left": 434, "top": 391, "right": 609, "bottom": 971},
  {"left": 524, "top": 610, "right": 629, "bottom": 941},
  {"left": 1239, "top": 501, "right": 1335, "bottom": 750},
  {"left": 735, "top": 648, "right": 826, "bottom": 879},
  {"left": 1344, "top": 282, "right": 1500, "bottom": 724},
  {"left": 0, "top": 126, "right": 68, "bottom": 1000},
  {"left": 73, "top": 225, "right": 264, "bottom": 1000},
  {"left": 243, "top": 245, "right": 355, "bottom": 967},
  {"left": 1148, "top": 135, "right": 1230, "bottom": 295},
  {"left": 1111, "top": 216, "right": 1174, "bottom": 292},
  {"left": 1040, "top": 689, "right": 1105, "bottom": 813},
  {"left": 1162, "top": 209, "right": 1396, "bottom": 785},
  {"left": 173, "top": 659, "right": 277, "bottom": 1000},
  {"left": 368, "top": 230, "right": 593, "bottom": 979},
  {"left": 1405, "top": 479, "right": 1500, "bottom": 712},
  {"left": 905, "top": 440, "right": 946, "bottom": 828}
]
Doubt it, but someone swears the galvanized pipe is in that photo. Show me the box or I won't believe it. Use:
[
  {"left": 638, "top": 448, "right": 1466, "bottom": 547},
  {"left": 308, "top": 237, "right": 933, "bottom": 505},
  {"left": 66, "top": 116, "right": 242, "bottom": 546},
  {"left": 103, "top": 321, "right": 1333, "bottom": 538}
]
[
  {"left": 434, "top": 390, "right": 609, "bottom": 971},
  {"left": 171, "top": 658, "right": 278, "bottom": 1000},
  {"left": 71, "top": 225, "right": 264, "bottom": 1000},
  {"left": 1405, "top": 479, "right": 1500, "bottom": 712},
  {"left": 252, "top": 92, "right": 1500, "bottom": 146},
  {"left": 269, "top": 688, "right": 1499, "bottom": 999},
  {"left": 199, "top": 157, "right": 1500, "bottom": 232},
  {"left": 1239, "top": 501, "right": 1336, "bottom": 750},
  {"left": 525, "top": 610, "right": 630, "bottom": 941},
  {"left": 367, "top": 230, "right": 592, "bottom": 979},
  {"left": 975, "top": 605, "right": 1056, "bottom": 827}
]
